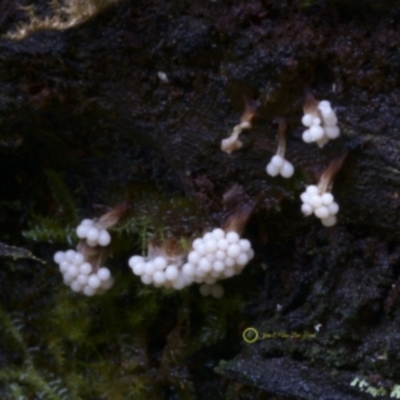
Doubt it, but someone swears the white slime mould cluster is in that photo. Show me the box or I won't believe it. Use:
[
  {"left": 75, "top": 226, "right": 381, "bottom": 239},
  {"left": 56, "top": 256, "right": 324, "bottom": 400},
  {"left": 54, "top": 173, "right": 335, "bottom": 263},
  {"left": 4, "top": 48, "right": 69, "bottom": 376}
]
[
  {"left": 53, "top": 218, "right": 114, "bottom": 296},
  {"left": 300, "top": 185, "right": 339, "bottom": 227},
  {"left": 301, "top": 100, "right": 340, "bottom": 148},
  {"left": 128, "top": 228, "right": 254, "bottom": 297},
  {"left": 54, "top": 249, "right": 113, "bottom": 296}
]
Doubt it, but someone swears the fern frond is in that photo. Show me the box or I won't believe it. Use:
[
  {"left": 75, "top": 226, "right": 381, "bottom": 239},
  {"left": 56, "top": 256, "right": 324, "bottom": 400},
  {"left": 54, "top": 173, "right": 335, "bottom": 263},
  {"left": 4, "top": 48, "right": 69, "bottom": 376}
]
[{"left": 22, "top": 216, "right": 75, "bottom": 245}]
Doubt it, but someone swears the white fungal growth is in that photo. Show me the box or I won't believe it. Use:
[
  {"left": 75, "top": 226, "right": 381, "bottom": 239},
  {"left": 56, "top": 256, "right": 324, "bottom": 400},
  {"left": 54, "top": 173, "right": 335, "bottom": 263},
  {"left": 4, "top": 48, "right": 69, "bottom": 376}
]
[
  {"left": 128, "top": 228, "right": 254, "bottom": 297},
  {"left": 300, "top": 185, "right": 338, "bottom": 227},
  {"left": 221, "top": 103, "right": 256, "bottom": 154},
  {"left": 53, "top": 250, "right": 114, "bottom": 296},
  {"left": 53, "top": 204, "right": 125, "bottom": 296},
  {"left": 302, "top": 97, "right": 340, "bottom": 148},
  {"left": 76, "top": 219, "right": 111, "bottom": 247},
  {"left": 266, "top": 120, "right": 294, "bottom": 178},
  {"left": 299, "top": 156, "right": 346, "bottom": 227}
]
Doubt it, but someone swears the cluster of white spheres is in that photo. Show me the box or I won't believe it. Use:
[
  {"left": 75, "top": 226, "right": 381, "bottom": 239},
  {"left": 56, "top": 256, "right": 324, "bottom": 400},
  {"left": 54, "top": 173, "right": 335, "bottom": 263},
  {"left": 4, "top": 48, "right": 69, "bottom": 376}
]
[
  {"left": 129, "top": 254, "right": 192, "bottom": 290},
  {"left": 54, "top": 250, "right": 114, "bottom": 296},
  {"left": 300, "top": 185, "right": 339, "bottom": 227},
  {"left": 186, "top": 228, "right": 253, "bottom": 291},
  {"left": 302, "top": 101, "right": 340, "bottom": 147},
  {"left": 76, "top": 219, "right": 111, "bottom": 247},
  {"left": 266, "top": 155, "right": 294, "bottom": 178},
  {"left": 128, "top": 228, "right": 254, "bottom": 297}
]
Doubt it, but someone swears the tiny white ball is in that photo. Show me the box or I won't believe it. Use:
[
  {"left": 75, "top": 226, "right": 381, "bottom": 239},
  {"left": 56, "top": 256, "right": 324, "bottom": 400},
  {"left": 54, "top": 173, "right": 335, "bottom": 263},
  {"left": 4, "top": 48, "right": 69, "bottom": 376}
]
[
  {"left": 133, "top": 262, "right": 146, "bottom": 276},
  {"left": 271, "top": 155, "right": 284, "bottom": 168},
  {"left": 153, "top": 256, "right": 168, "bottom": 271},
  {"left": 192, "top": 238, "right": 203, "bottom": 249},
  {"left": 81, "top": 219, "right": 93, "bottom": 226},
  {"left": 83, "top": 286, "right": 96, "bottom": 296},
  {"left": 226, "top": 231, "right": 240, "bottom": 244},
  {"left": 329, "top": 202, "right": 339, "bottom": 215},
  {"left": 321, "top": 193, "right": 334, "bottom": 205},
  {"left": 76, "top": 225, "right": 89, "bottom": 239},
  {"left": 165, "top": 265, "right": 179, "bottom": 281},
  {"left": 217, "top": 239, "right": 229, "bottom": 250},
  {"left": 199, "top": 284, "right": 212, "bottom": 297},
  {"left": 236, "top": 253, "right": 249, "bottom": 266},
  {"left": 195, "top": 267, "right": 206, "bottom": 278},
  {"left": 153, "top": 271, "right": 166, "bottom": 285},
  {"left": 88, "top": 275, "right": 101, "bottom": 289},
  {"left": 97, "top": 267, "right": 111, "bottom": 281},
  {"left": 183, "top": 275, "right": 193, "bottom": 285},
  {"left": 301, "top": 203, "right": 313, "bottom": 216},
  {"left": 239, "top": 239, "right": 251, "bottom": 252},
  {"left": 212, "top": 228, "right": 225, "bottom": 240},
  {"left": 215, "top": 250, "right": 226, "bottom": 260},
  {"left": 79, "top": 262, "right": 92, "bottom": 275},
  {"left": 70, "top": 281, "right": 82, "bottom": 293},
  {"left": 182, "top": 263, "right": 196, "bottom": 277},
  {"left": 152, "top": 280, "right": 162, "bottom": 288},
  {"left": 98, "top": 230, "right": 111, "bottom": 246},
  {"left": 141, "top": 274, "right": 153, "bottom": 285},
  {"left": 213, "top": 260, "right": 225, "bottom": 272},
  {"left": 199, "top": 258, "right": 212, "bottom": 273},
  {"left": 227, "top": 244, "right": 241, "bottom": 259},
  {"left": 205, "top": 240, "right": 218, "bottom": 253},
  {"left": 325, "top": 125, "right": 340, "bottom": 139},
  {"left": 196, "top": 244, "right": 206, "bottom": 256},
  {"left": 321, "top": 215, "right": 337, "bottom": 227},
  {"left": 309, "top": 195, "right": 322, "bottom": 208},
  {"left": 306, "top": 185, "right": 319, "bottom": 195},
  {"left": 302, "top": 129, "right": 312, "bottom": 143},
  {"left": 225, "top": 258, "right": 235, "bottom": 268},
  {"left": 59, "top": 261, "right": 69, "bottom": 274},
  {"left": 314, "top": 205, "right": 330, "bottom": 219},
  {"left": 188, "top": 251, "right": 200, "bottom": 265},
  {"left": 87, "top": 227, "right": 100, "bottom": 242},
  {"left": 280, "top": 160, "right": 294, "bottom": 178},
  {"left": 172, "top": 275, "right": 186, "bottom": 290},
  {"left": 144, "top": 262, "right": 155, "bottom": 275},
  {"left": 301, "top": 113, "right": 314, "bottom": 127},
  {"left": 312, "top": 117, "right": 321, "bottom": 126},
  {"left": 310, "top": 125, "right": 324, "bottom": 141},
  {"left": 128, "top": 255, "right": 144, "bottom": 269},
  {"left": 53, "top": 251, "right": 65, "bottom": 264},
  {"left": 248, "top": 249, "right": 255, "bottom": 260},
  {"left": 211, "top": 284, "right": 224, "bottom": 299},
  {"left": 206, "top": 253, "right": 215, "bottom": 263},
  {"left": 203, "top": 232, "right": 213, "bottom": 241},
  {"left": 67, "top": 265, "right": 79, "bottom": 278},
  {"left": 72, "top": 252, "right": 85, "bottom": 265},
  {"left": 300, "top": 192, "right": 309, "bottom": 203},
  {"left": 65, "top": 250, "right": 76, "bottom": 262},
  {"left": 63, "top": 274, "right": 74, "bottom": 285},
  {"left": 77, "top": 274, "right": 88, "bottom": 285},
  {"left": 266, "top": 162, "right": 280, "bottom": 177}
]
